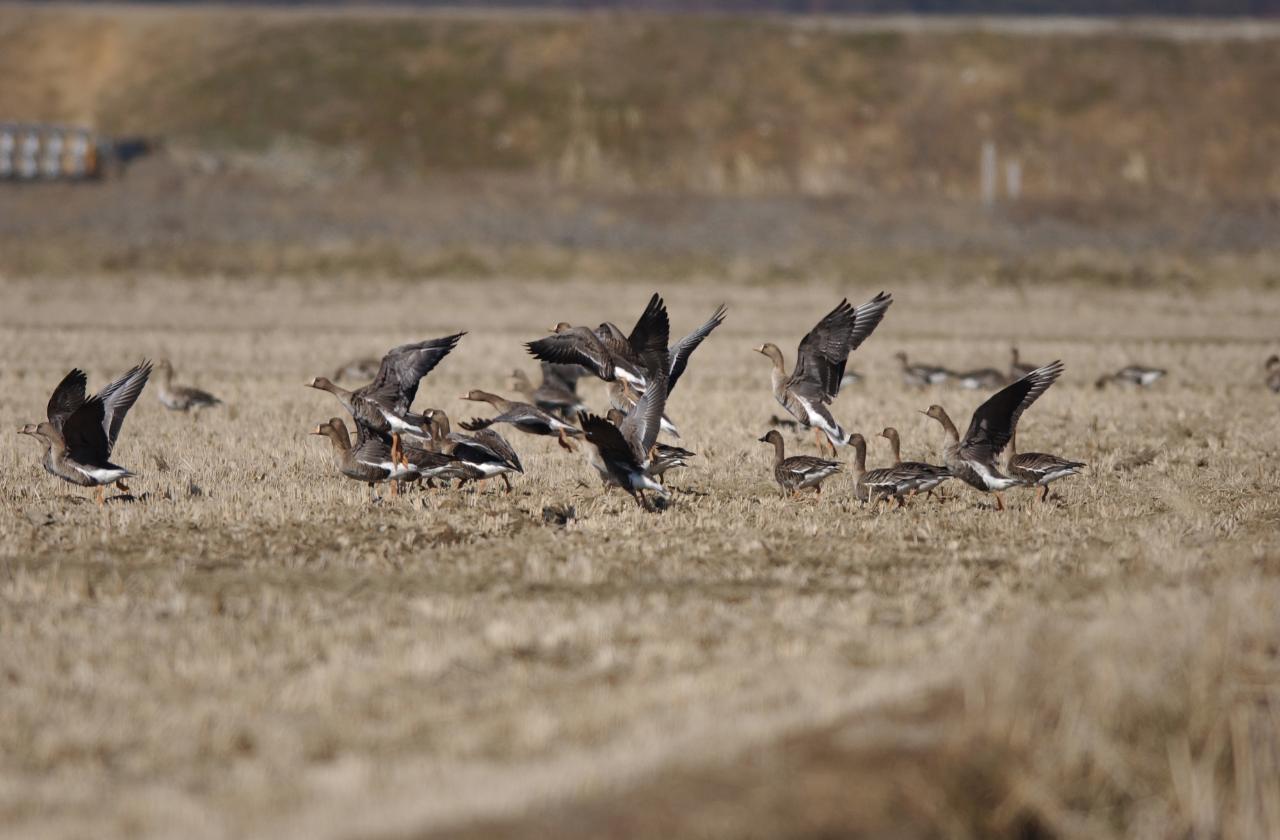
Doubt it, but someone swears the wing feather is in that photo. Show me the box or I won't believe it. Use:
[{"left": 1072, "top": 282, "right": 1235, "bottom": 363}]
[
  {"left": 667, "top": 304, "right": 726, "bottom": 396},
  {"left": 46, "top": 369, "right": 88, "bottom": 431},
  {"left": 961, "top": 361, "right": 1065, "bottom": 462}
]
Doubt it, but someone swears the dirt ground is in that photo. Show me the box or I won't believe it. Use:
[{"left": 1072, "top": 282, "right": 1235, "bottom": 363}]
[{"left": 1, "top": 269, "right": 1278, "bottom": 839}]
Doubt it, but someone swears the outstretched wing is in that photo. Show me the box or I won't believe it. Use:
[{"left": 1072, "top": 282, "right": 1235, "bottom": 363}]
[
  {"left": 95, "top": 360, "right": 153, "bottom": 455},
  {"left": 961, "top": 361, "right": 1065, "bottom": 462},
  {"left": 789, "top": 299, "right": 856, "bottom": 402},
  {"left": 368, "top": 333, "right": 465, "bottom": 410},
  {"left": 846, "top": 292, "right": 893, "bottom": 355},
  {"left": 526, "top": 330, "right": 614, "bottom": 381},
  {"left": 667, "top": 303, "right": 726, "bottom": 396},
  {"left": 621, "top": 350, "right": 670, "bottom": 463},
  {"left": 46, "top": 368, "right": 88, "bottom": 431},
  {"left": 626, "top": 294, "right": 670, "bottom": 359}
]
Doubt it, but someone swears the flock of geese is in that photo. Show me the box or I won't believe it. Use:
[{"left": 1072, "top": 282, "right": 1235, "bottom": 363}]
[{"left": 16, "top": 294, "right": 1280, "bottom": 511}]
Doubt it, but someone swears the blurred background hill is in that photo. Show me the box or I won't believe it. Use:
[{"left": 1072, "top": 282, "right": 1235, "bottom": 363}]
[{"left": 1, "top": 3, "right": 1277, "bottom": 279}]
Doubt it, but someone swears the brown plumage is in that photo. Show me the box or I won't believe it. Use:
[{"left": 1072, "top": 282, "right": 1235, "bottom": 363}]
[
  {"left": 758, "top": 429, "right": 841, "bottom": 498},
  {"left": 756, "top": 292, "right": 893, "bottom": 457},
  {"left": 1005, "top": 429, "right": 1085, "bottom": 503},
  {"left": 154, "top": 359, "right": 221, "bottom": 412},
  {"left": 923, "top": 361, "right": 1065, "bottom": 511},
  {"left": 19, "top": 362, "right": 153, "bottom": 505},
  {"left": 458, "top": 389, "right": 582, "bottom": 450},
  {"left": 878, "top": 426, "right": 951, "bottom": 501}
]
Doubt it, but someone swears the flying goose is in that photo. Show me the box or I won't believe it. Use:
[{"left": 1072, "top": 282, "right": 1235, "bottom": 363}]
[
  {"left": 154, "top": 359, "right": 221, "bottom": 412},
  {"left": 19, "top": 361, "right": 152, "bottom": 506},
  {"left": 579, "top": 296, "right": 672, "bottom": 510},
  {"left": 755, "top": 293, "right": 893, "bottom": 457},
  {"left": 308, "top": 332, "right": 464, "bottom": 465},
  {"left": 458, "top": 389, "right": 582, "bottom": 450},
  {"left": 922, "top": 361, "right": 1065, "bottom": 510},
  {"left": 757, "top": 429, "right": 841, "bottom": 498}
]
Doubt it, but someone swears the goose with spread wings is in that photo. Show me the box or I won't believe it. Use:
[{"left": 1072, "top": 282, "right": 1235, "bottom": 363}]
[
  {"left": 923, "top": 360, "right": 1065, "bottom": 511},
  {"left": 19, "top": 361, "right": 153, "bottom": 506},
  {"left": 527, "top": 300, "right": 725, "bottom": 398},
  {"left": 579, "top": 296, "right": 672, "bottom": 510},
  {"left": 755, "top": 292, "right": 893, "bottom": 457},
  {"left": 307, "top": 333, "right": 464, "bottom": 463}
]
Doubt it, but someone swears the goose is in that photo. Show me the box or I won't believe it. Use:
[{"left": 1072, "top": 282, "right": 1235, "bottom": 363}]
[
  {"left": 1009, "top": 346, "right": 1037, "bottom": 380},
  {"left": 756, "top": 292, "right": 893, "bottom": 457},
  {"left": 954, "top": 367, "right": 1007, "bottom": 390},
  {"left": 423, "top": 410, "right": 523, "bottom": 493},
  {"left": 459, "top": 389, "right": 582, "bottom": 450},
  {"left": 510, "top": 363, "right": 587, "bottom": 419},
  {"left": 877, "top": 426, "right": 951, "bottom": 501},
  {"left": 331, "top": 357, "right": 381, "bottom": 383},
  {"left": 894, "top": 351, "right": 951, "bottom": 388},
  {"left": 922, "top": 361, "right": 1065, "bottom": 510},
  {"left": 1005, "top": 429, "right": 1085, "bottom": 503},
  {"left": 1095, "top": 365, "right": 1166, "bottom": 389},
  {"left": 309, "top": 417, "right": 419, "bottom": 500},
  {"left": 525, "top": 295, "right": 667, "bottom": 387},
  {"left": 307, "top": 332, "right": 464, "bottom": 465},
  {"left": 154, "top": 359, "right": 221, "bottom": 412},
  {"left": 847, "top": 432, "right": 914, "bottom": 507},
  {"left": 1267, "top": 355, "right": 1280, "bottom": 393},
  {"left": 757, "top": 429, "right": 841, "bottom": 498},
  {"left": 19, "top": 361, "right": 152, "bottom": 506},
  {"left": 579, "top": 296, "right": 672, "bottom": 510}
]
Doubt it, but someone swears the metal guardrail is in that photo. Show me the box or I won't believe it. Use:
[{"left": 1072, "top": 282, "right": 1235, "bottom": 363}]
[{"left": 0, "top": 123, "right": 103, "bottom": 181}]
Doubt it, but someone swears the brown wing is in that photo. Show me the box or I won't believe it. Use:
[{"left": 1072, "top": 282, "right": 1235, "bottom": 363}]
[
  {"left": 526, "top": 329, "right": 615, "bottom": 381},
  {"left": 961, "top": 361, "right": 1064, "bottom": 463},
  {"left": 365, "top": 333, "right": 465, "bottom": 411},
  {"left": 789, "top": 299, "right": 856, "bottom": 402},
  {"left": 95, "top": 360, "right": 152, "bottom": 454},
  {"left": 46, "top": 368, "right": 88, "bottom": 431}
]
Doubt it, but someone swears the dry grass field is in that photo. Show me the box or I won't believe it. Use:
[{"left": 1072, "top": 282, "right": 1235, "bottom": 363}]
[{"left": 1, "top": 268, "right": 1278, "bottom": 839}]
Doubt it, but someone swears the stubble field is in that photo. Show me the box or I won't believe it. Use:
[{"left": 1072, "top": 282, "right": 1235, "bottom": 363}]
[{"left": 1, "top": 269, "right": 1278, "bottom": 839}]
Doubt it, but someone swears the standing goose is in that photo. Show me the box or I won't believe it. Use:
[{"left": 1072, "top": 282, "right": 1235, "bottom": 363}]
[
  {"left": 954, "top": 367, "right": 1007, "bottom": 390},
  {"left": 458, "top": 389, "right": 582, "bottom": 450},
  {"left": 757, "top": 430, "right": 841, "bottom": 498},
  {"left": 308, "top": 332, "right": 464, "bottom": 464},
  {"left": 19, "top": 361, "right": 152, "bottom": 506},
  {"left": 847, "top": 432, "right": 913, "bottom": 507},
  {"left": 878, "top": 426, "right": 951, "bottom": 501},
  {"left": 1005, "top": 429, "right": 1085, "bottom": 503},
  {"left": 1266, "top": 355, "right": 1280, "bottom": 393},
  {"left": 579, "top": 296, "right": 672, "bottom": 510},
  {"left": 895, "top": 351, "right": 951, "bottom": 388},
  {"left": 154, "top": 359, "right": 222, "bottom": 412},
  {"left": 1095, "top": 365, "right": 1166, "bottom": 389},
  {"left": 922, "top": 361, "right": 1065, "bottom": 511},
  {"left": 756, "top": 293, "right": 893, "bottom": 457},
  {"left": 309, "top": 417, "right": 419, "bottom": 500},
  {"left": 1009, "top": 346, "right": 1037, "bottom": 380}
]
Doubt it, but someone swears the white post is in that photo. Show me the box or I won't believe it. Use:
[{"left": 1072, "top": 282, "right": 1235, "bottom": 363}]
[{"left": 980, "top": 141, "right": 997, "bottom": 207}]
